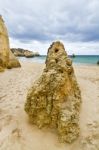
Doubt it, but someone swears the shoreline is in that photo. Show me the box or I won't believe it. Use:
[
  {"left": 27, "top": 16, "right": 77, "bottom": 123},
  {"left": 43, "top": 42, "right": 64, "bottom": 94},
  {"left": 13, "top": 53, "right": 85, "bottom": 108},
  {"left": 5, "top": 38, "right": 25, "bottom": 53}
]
[
  {"left": 19, "top": 60, "right": 99, "bottom": 65},
  {"left": 20, "top": 60, "right": 99, "bottom": 67},
  {"left": 17, "top": 54, "right": 99, "bottom": 65}
]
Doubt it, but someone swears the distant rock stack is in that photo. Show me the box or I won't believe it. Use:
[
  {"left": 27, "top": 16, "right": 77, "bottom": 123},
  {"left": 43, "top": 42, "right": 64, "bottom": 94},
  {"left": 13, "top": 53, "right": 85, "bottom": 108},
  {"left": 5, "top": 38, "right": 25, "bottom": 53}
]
[
  {"left": 25, "top": 41, "right": 81, "bottom": 143},
  {"left": 11, "top": 48, "right": 40, "bottom": 58},
  {"left": 0, "top": 15, "right": 21, "bottom": 72}
]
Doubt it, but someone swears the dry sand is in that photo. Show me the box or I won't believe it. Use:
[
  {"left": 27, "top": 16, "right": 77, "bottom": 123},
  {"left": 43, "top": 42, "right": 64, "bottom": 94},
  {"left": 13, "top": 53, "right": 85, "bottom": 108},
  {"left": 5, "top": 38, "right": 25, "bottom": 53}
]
[{"left": 0, "top": 61, "right": 99, "bottom": 150}]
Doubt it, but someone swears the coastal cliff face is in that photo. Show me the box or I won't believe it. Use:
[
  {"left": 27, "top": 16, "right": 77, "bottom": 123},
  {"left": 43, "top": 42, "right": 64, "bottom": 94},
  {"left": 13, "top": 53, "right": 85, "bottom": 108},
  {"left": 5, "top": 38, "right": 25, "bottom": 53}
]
[
  {"left": 0, "top": 16, "right": 21, "bottom": 71},
  {"left": 11, "top": 48, "right": 40, "bottom": 58},
  {"left": 25, "top": 41, "right": 81, "bottom": 143}
]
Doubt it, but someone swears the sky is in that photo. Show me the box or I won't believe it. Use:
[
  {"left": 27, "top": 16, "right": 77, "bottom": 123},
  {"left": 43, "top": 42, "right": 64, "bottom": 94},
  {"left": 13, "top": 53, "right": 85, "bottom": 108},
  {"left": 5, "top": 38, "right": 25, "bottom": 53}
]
[{"left": 0, "top": 0, "right": 99, "bottom": 55}]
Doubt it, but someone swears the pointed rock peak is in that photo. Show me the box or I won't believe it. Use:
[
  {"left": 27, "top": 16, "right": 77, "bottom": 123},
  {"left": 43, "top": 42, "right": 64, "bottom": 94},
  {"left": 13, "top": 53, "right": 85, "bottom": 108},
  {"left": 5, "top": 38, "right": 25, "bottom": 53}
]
[
  {"left": 0, "top": 15, "right": 4, "bottom": 22},
  {"left": 25, "top": 41, "right": 81, "bottom": 143},
  {"left": 46, "top": 41, "right": 68, "bottom": 68},
  {"left": 47, "top": 41, "right": 66, "bottom": 54}
]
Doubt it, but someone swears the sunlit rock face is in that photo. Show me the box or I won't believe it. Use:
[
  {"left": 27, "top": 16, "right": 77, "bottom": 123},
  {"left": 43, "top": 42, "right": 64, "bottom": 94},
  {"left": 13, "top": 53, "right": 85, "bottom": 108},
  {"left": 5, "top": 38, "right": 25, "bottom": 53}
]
[
  {"left": 25, "top": 41, "right": 81, "bottom": 143},
  {"left": 0, "top": 15, "right": 21, "bottom": 71},
  {"left": 11, "top": 48, "right": 40, "bottom": 57}
]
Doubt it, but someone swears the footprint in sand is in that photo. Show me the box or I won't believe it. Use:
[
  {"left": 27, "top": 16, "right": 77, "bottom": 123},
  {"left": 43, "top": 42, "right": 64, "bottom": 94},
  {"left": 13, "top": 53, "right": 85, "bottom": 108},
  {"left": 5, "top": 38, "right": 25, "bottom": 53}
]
[
  {"left": 0, "top": 109, "right": 13, "bottom": 130},
  {"left": 80, "top": 121, "right": 99, "bottom": 150}
]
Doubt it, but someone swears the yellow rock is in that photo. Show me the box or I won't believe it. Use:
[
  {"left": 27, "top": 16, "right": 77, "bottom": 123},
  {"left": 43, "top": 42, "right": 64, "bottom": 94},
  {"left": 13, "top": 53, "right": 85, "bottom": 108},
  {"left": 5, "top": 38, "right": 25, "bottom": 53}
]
[
  {"left": 25, "top": 41, "right": 81, "bottom": 143},
  {"left": 0, "top": 66, "right": 4, "bottom": 72},
  {"left": 0, "top": 15, "right": 21, "bottom": 71}
]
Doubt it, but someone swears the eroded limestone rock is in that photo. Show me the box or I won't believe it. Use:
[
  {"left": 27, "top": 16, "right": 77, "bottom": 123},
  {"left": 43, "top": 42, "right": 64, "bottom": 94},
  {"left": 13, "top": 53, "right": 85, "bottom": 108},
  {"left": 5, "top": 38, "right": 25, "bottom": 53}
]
[
  {"left": 25, "top": 41, "right": 81, "bottom": 143},
  {"left": 11, "top": 48, "right": 40, "bottom": 58},
  {"left": 0, "top": 15, "right": 21, "bottom": 71}
]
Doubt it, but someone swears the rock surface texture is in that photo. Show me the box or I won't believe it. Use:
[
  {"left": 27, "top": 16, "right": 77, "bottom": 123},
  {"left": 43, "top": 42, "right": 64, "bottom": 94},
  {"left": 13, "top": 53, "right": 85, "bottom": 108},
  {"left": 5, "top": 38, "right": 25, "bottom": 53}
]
[
  {"left": 0, "top": 15, "right": 21, "bottom": 71},
  {"left": 25, "top": 41, "right": 81, "bottom": 143}
]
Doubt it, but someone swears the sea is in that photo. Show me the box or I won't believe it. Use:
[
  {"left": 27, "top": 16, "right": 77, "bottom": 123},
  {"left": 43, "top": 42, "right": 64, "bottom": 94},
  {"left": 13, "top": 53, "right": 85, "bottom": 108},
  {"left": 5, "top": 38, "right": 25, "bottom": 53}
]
[{"left": 18, "top": 55, "right": 99, "bottom": 65}]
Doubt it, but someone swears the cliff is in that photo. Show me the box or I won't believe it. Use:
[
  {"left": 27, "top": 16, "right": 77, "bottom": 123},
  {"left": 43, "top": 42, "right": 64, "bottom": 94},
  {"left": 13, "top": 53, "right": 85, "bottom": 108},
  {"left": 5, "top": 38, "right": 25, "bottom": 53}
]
[
  {"left": 25, "top": 41, "right": 81, "bottom": 143},
  {"left": 0, "top": 16, "right": 21, "bottom": 72},
  {"left": 11, "top": 48, "right": 40, "bottom": 58}
]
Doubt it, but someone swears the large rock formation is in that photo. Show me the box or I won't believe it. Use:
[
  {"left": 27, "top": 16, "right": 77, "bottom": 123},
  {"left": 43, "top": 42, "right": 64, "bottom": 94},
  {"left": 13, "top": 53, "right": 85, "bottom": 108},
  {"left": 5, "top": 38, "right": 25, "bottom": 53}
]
[
  {"left": 25, "top": 41, "right": 81, "bottom": 143},
  {"left": 0, "top": 15, "right": 21, "bottom": 71},
  {"left": 11, "top": 48, "right": 40, "bottom": 58}
]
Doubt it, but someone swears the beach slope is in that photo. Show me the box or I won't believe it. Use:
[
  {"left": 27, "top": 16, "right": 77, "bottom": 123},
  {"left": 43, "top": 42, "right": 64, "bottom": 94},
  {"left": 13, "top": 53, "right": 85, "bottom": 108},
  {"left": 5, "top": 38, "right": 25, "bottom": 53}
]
[{"left": 0, "top": 62, "right": 99, "bottom": 150}]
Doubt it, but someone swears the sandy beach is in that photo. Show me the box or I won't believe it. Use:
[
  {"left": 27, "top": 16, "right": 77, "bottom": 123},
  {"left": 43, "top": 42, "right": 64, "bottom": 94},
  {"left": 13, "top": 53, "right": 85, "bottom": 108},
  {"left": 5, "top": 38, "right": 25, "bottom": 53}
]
[{"left": 0, "top": 61, "right": 99, "bottom": 150}]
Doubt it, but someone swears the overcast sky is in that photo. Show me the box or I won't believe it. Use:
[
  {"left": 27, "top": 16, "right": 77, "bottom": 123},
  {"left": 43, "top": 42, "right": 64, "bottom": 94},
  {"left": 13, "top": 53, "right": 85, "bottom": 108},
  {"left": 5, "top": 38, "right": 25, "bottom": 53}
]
[{"left": 0, "top": 0, "right": 99, "bottom": 55}]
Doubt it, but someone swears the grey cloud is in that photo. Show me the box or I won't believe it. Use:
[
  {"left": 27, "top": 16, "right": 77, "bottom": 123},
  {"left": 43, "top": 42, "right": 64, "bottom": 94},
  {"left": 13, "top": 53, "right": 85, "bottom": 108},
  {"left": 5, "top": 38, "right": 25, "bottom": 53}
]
[{"left": 0, "top": 0, "right": 99, "bottom": 43}]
